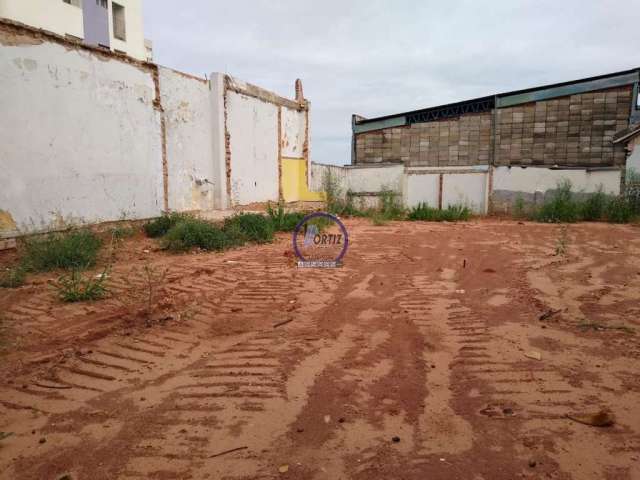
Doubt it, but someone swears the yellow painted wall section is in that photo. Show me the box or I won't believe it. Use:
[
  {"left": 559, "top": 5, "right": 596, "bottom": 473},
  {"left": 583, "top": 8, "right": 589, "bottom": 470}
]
[{"left": 282, "top": 158, "right": 324, "bottom": 202}]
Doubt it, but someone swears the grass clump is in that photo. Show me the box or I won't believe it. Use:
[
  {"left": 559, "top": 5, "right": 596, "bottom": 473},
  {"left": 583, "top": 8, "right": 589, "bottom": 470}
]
[
  {"left": 535, "top": 180, "right": 581, "bottom": 223},
  {"left": 378, "top": 189, "right": 405, "bottom": 220},
  {"left": 143, "top": 212, "right": 190, "bottom": 238},
  {"left": 267, "top": 202, "right": 307, "bottom": 232},
  {"left": 322, "top": 171, "right": 367, "bottom": 216},
  {"left": 162, "top": 218, "right": 230, "bottom": 252},
  {"left": 0, "top": 266, "right": 27, "bottom": 289},
  {"left": 604, "top": 196, "right": 634, "bottom": 223},
  {"left": 528, "top": 180, "right": 638, "bottom": 224},
  {"left": 408, "top": 203, "right": 471, "bottom": 222},
  {"left": 54, "top": 268, "right": 109, "bottom": 302},
  {"left": 580, "top": 188, "right": 608, "bottom": 221},
  {"left": 224, "top": 213, "right": 275, "bottom": 244},
  {"left": 158, "top": 213, "right": 275, "bottom": 253},
  {"left": 23, "top": 230, "right": 102, "bottom": 272}
]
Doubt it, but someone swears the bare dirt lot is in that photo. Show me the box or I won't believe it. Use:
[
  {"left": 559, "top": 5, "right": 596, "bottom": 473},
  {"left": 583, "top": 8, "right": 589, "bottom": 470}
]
[{"left": 1, "top": 219, "right": 640, "bottom": 480}]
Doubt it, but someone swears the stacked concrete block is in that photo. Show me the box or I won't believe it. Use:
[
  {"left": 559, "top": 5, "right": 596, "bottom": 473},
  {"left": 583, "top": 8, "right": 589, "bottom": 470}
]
[
  {"left": 355, "top": 112, "right": 491, "bottom": 167},
  {"left": 356, "top": 85, "right": 632, "bottom": 168},
  {"left": 495, "top": 86, "right": 632, "bottom": 166}
]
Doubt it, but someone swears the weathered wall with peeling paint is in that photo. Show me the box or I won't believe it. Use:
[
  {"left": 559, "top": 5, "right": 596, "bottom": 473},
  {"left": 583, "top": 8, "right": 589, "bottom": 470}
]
[
  {"left": 159, "top": 67, "right": 216, "bottom": 213},
  {"left": 227, "top": 91, "right": 280, "bottom": 205},
  {"left": 0, "top": 20, "right": 312, "bottom": 237},
  {"left": 0, "top": 22, "right": 163, "bottom": 235}
]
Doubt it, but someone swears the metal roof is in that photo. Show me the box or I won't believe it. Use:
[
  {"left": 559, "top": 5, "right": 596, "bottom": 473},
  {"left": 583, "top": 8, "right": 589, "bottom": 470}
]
[{"left": 354, "top": 67, "right": 640, "bottom": 133}]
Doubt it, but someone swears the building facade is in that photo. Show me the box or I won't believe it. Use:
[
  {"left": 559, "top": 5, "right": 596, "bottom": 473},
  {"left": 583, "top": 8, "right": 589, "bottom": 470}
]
[
  {"left": 0, "top": 0, "right": 151, "bottom": 61},
  {"left": 352, "top": 69, "right": 640, "bottom": 169}
]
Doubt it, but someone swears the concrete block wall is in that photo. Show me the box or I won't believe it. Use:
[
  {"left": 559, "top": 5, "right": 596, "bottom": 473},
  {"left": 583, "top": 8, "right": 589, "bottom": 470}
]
[
  {"left": 355, "top": 112, "right": 491, "bottom": 167},
  {"left": 496, "top": 86, "right": 631, "bottom": 167}
]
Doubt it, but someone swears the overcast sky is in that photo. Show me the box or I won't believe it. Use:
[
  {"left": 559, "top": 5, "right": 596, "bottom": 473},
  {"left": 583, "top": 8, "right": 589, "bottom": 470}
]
[{"left": 144, "top": 1, "right": 639, "bottom": 165}]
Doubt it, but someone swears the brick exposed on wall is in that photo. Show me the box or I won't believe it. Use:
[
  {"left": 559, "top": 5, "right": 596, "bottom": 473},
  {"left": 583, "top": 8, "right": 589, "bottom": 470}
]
[
  {"left": 355, "top": 85, "right": 633, "bottom": 168},
  {"left": 495, "top": 85, "right": 632, "bottom": 167}
]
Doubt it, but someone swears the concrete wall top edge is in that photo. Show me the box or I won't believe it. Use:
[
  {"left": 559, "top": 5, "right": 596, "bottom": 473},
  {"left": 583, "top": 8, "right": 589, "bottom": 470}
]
[{"left": 224, "top": 73, "right": 306, "bottom": 111}]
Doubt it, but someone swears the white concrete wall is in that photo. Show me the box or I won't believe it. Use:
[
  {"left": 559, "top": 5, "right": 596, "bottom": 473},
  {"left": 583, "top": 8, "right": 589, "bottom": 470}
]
[
  {"left": 627, "top": 136, "right": 640, "bottom": 173},
  {"left": 405, "top": 174, "right": 440, "bottom": 208},
  {"left": 309, "top": 162, "right": 403, "bottom": 195},
  {"left": 209, "top": 72, "right": 228, "bottom": 210},
  {"left": 310, "top": 163, "right": 347, "bottom": 192},
  {"left": 493, "top": 166, "right": 621, "bottom": 195},
  {"left": 0, "top": 0, "right": 84, "bottom": 39},
  {"left": 347, "top": 164, "right": 404, "bottom": 192},
  {"left": 443, "top": 173, "right": 487, "bottom": 212},
  {"left": 159, "top": 67, "right": 215, "bottom": 212},
  {"left": 0, "top": 32, "right": 163, "bottom": 235},
  {"left": 227, "top": 91, "right": 279, "bottom": 205},
  {"left": 281, "top": 107, "right": 305, "bottom": 158},
  {"left": 0, "top": 24, "right": 310, "bottom": 235}
]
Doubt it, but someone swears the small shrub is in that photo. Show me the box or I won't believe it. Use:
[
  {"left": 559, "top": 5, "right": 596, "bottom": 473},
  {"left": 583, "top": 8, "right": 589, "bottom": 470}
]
[
  {"left": 555, "top": 225, "right": 569, "bottom": 256},
  {"left": 55, "top": 268, "right": 108, "bottom": 302},
  {"left": 580, "top": 188, "right": 607, "bottom": 221},
  {"left": 605, "top": 196, "right": 634, "bottom": 223},
  {"left": 267, "top": 203, "right": 307, "bottom": 232},
  {"left": 513, "top": 195, "right": 526, "bottom": 218},
  {"left": 535, "top": 180, "right": 581, "bottom": 223},
  {"left": 23, "top": 230, "right": 102, "bottom": 272},
  {"left": 143, "top": 213, "right": 190, "bottom": 238},
  {"left": 408, "top": 203, "right": 471, "bottom": 222},
  {"left": 224, "top": 213, "right": 274, "bottom": 244},
  {"left": 162, "top": 218, "right": 229, "bottom": 252},
  {"left": 0, "top": 266, "right": 26, "bottom": 289},
  {"left": 378, "top": 189, "right": 405, "bottom": 220}
]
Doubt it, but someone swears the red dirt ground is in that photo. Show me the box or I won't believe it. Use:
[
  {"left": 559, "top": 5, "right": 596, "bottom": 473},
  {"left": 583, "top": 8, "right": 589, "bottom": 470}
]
[{"left": 1, "top": 219, "right": 639, "bottom": 480}]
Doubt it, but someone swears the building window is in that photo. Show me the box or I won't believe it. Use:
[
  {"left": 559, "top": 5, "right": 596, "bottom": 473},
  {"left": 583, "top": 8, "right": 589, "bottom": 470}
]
[
  {"left": 96, "top": 0, "right": 107, "bottom": 7},
  {"left": 62, "top": 0, "right": 82, "bottom": 7},
  {"left": 112, "top": 2, "right": 126, "bottom": 41}
]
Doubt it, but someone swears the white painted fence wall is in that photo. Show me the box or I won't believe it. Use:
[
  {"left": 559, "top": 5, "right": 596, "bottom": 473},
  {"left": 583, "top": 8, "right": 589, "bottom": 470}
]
[
  {"left": 0, "top": 21, "right": 309, "bottom": 237},
  {"left": 0, "top": 31, "right": 164, "bottom": 236}
]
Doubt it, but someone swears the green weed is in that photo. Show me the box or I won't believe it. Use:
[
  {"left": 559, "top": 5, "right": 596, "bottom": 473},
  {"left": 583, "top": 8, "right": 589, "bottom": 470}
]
[
  {"left": 555, "top": 225, "right": 569, "bottom": 256},
  {"left": 378, "top": 189, "right": 405, "bottom": 220},
  {"left": 535, "top": 180, "right": 581, "bottom": 223},
  {"left": 605, "top": 196, "right": 634, "bottom": 223},
  {"left": 580, "top": 187, "right": 607, "bottom": 221},
  {"left": 408, "top": 203, "right": 471, "bottom": 222},
  {"left": 513, "top": 195, "right": 526, "bottom": 218},
  {"left": 162, "top": 218, "right": 229, "bottom": 252},
  {"left": 23, "top": 230, "right": 102, "bottom": 272},
  {"left": 224, "top": 213, "right": 274, "bottom": 244},
  {"left": 143, "top": 212, "right": 191, "bottom": 238},
  {"left": 54, "top": 268, "right": 109, "bottom": 302},
  {"left": 266, "top": 202, "right": 307, "bottom": 232}
]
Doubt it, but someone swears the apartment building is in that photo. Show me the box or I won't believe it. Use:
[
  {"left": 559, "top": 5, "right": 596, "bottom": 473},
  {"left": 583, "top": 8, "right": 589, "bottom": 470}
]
[{"left": 0, "top": 0, "right": 151, "bottom": 61}]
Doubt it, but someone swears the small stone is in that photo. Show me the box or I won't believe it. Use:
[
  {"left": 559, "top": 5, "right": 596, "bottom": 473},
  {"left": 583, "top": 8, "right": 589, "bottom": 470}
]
[
  {"left": 296, "top": 427, "right": 304, "bottom": 433},
  {"left": 39, "top": 437, "right": 46, "bottom": 444},
  {"left": 278, "top": 464, "right": 289, "bottom": 473},
  {"left": 503, "top": 407, "right": 514, "bottom": 415},
  {"left": 338, "top": 417, "right": 345, "bottom": 423},
  {"left": 392, "top": 436, "right": 401, "bottom": 443},
  {"left": 528, "top": 459, "right": 537, "bottom": 468}
]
